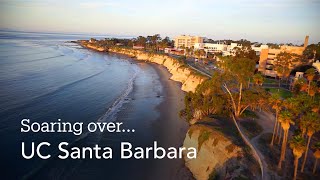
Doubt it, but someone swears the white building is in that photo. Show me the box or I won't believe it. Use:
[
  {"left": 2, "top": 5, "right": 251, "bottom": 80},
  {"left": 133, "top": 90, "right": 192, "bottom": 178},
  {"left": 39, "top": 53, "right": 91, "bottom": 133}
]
[
  {"left": 194, "top": 42, "right": 268, "bottom": 57},
  {"left": 251, "top": 45, "right": 269, "bottom": 55}
]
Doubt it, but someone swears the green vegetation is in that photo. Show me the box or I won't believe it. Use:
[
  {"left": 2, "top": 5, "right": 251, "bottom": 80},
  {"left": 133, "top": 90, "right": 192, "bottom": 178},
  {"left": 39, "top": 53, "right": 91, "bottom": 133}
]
[
  {"left": 289, "top": 135, "right": 306, "bottom": 180},
  {"left": 179, "top": 43, "right": 320, "bottom": 179},
  {"left": 264, "top": 78, "right": 278, "bottom": 84},
  {"left": 208, "top": 170, "right": 219, "bottom": 180},
  {"left": 303, "top": 42, "right": 320, "bottom": 60},
  {"left": 240, "top": 110, "right": 258, "bottom": 119},
  {"left": 240, "top": 120, "right": 263, "bottom": 139},
  {"left": 265, "top": 88, "right": 292, "bottom": 98},
  {"left": 86, "top": 35, "right": 320, "bottom": 179},
  {"left": 198, "top": 130, "right": 211, "bottom": 151},
  {"left": 273, "top": 52, "right": 300, "bottom": 86}
]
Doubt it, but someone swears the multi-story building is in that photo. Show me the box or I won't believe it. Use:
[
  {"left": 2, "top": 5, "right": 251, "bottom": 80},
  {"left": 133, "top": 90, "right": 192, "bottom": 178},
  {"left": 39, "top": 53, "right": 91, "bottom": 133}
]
[
  {"left": 194, "top": 43, "right": 228, "bottom": 53},
  {"left": 258, "top": 36, "right": 309, "bottom": 77},
  {"left": 194, "top": 42, "right": 267, "bottom": 56},
  {"left": 174, "top": 35, "right": 204, "bottom": 49}
]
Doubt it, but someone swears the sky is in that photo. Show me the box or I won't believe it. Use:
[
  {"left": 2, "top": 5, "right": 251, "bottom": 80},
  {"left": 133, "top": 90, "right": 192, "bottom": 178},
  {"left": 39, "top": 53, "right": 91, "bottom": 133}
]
[{"left": 0, "top": 0, "right": 319, "bottom": 44}]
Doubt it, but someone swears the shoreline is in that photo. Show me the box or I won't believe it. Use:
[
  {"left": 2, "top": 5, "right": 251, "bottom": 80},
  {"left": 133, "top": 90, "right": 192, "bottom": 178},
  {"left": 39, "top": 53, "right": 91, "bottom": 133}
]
[
  {"left": 84, "top": 44, "right": 195, "bottom": 179},
  {"left": 79, "top": 42, "right": 197, "bottom": 179},
  {"left": 79, "top": 41, "right": 208, "bottom": 93},
  {"left": 150, "top": 63, "right": 195, "bottom": 180}
]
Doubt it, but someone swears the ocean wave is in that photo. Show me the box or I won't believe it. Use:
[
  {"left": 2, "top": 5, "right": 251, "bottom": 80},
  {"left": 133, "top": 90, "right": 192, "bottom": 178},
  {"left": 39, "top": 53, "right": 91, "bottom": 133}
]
[
  {"left": 99, "top": 66, "right": 139, "bottom": 122},
  {"left": 20, "top": 66, "right": 141, "bottom": 180},
  {"left": 68, "top": 65, "right": 140, "bottom": 145}
]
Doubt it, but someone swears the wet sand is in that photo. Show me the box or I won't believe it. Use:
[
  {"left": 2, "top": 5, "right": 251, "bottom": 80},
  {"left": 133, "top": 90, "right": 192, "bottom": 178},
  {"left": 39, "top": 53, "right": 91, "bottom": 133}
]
[{"left": 150, "top": 63, "right": 194, "bottom": 180}]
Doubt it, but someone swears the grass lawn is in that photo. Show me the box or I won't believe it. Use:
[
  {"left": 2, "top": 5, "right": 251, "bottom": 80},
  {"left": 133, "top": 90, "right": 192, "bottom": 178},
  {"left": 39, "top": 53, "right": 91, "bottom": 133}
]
[{"left": 266, "top": 88, "right": 293, "bottom": 99}]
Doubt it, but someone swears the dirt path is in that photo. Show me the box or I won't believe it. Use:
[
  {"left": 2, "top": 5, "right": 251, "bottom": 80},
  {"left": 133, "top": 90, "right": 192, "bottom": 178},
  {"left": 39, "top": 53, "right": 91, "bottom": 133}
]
[
  {"left": 250, "top": 111, "right": 280, "bottom": 180},
  {"left": 235, "top": 110, "right": 279, "bottom": 180}
]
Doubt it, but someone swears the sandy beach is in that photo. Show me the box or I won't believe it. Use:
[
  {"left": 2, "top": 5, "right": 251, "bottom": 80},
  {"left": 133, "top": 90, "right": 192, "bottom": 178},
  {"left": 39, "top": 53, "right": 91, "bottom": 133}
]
[{"left": 150, "top": 63, "right": 194, "bottom": 180}]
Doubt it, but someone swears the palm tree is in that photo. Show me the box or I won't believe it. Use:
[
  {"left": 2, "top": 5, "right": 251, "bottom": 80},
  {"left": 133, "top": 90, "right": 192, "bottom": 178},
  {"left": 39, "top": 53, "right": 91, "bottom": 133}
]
[
  {"left": 290, "top": 135, "right": 306, "bottom": 180},
  {"left": 300, "top": 112, "right": 320, "bottom": 172},
  {"left": 194, "top": 49, "right": 200, "bottom": 60},
  {"left": 269, "top": 92, "right": 283, "bottom": 147},
  {"left": 199, "top": 49, "right": 206, "bottom": 59},
  {"left": 308, "top": 81, "right": 318, "bottom": 99},
  {"left": 312, "top": 142, "right": 320, "bottom": 174},
  {"left": 305, "top": 68, "right": 315, "bottom": 94},
  {"left": 278, "top": 110, "right": 295, "bottom": 169},
  {"left": 185, "top": 47, "right": 191, "bottom": 57}
]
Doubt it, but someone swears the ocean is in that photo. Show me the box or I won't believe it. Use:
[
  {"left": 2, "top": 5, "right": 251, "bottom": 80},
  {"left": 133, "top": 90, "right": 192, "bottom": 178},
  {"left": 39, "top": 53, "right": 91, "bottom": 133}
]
[{"left": 0, "top": 31, "right": 192, "bottom": 180}]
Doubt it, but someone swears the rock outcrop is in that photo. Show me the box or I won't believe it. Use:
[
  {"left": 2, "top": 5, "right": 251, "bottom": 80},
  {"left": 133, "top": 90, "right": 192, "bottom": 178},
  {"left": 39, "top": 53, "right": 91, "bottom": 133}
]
[
  {"left": 183, "top": 124, "right": 258, "bottom": 180},
  {"left": 81, "top": 42, "right": 207, "bottom": 92}
]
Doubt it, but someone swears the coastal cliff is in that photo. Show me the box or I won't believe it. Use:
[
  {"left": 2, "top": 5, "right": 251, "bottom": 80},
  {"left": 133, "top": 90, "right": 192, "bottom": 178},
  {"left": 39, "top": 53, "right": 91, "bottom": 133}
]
[
  {"left": 81, "top": 42, "right": 207, "bottom": 92},
  {"left": 183, "top": 124, "right": 259, "bottom": 180}
]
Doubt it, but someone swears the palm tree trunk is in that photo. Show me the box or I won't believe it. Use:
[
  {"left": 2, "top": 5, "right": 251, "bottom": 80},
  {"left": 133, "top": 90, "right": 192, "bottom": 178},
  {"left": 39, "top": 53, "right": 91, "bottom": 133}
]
[
  {"left": 278, "top": 129, "right": 288, "bottom": 169},
  {"left": 313, "top": 158, "right": 318, "bottom": 174},
  {"left": 293, "top": 156, "right": 299, "bottom": 180},
  {"left": 270, "top": 112, "right": 278, "bottom": 147},
  {"left": 278, "top": 125, "right": 282, "bottom": 145},
  {"left": 301, "top": 135, "right": 312, "bottom": 172},
  {"left": 278, "top": 77, "right": 281, "bottom": 92}
]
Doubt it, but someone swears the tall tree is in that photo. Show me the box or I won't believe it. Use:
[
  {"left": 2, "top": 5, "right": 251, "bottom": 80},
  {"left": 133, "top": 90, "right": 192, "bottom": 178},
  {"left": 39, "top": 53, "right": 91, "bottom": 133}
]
[
  {"left": 273, "top": 52, "right": 297, "bottom": 87},
  {"left": 303, "top": 43, "right": 320, "bottom": 61},
  {"left": 199, "top": 49, "right": 206, "bottom": 60},
  {"left": 135, "top": 36, "right": 147, "bottom": 47},
  {"left": 312, "top": 142, "right": 320, "bottom": 174},
  {"left": 234, "top": 45, "right": 258, "bottom": 62},
  {"left": 269, "top": 92, "right": 283, "bottom": 147},
  {"left": 305, "top": 68, "right": 316, "bottom": 94},
  {"left": 194, "top": 49, "right": 200, "bottom": 60},
  {"left": 221, "top": 57, "right": 257, "bottom": 118},
  {"left": 182, "top": 74, "right": 226, "bottom": 123},
  {"left": 278, "top": 110, "right": 295, "bottom": 169},
  {"left": 150, "top": 34, "right": 161, "bottom": 51},
  {"left": 253, "top": 73, "right": 264, "bottom": 86},
  {"left": 289, "top": 135, "right": 306, "bottom": 180},
  {"left": 300, "top": 112, "right": 320, "bottom": 172}
]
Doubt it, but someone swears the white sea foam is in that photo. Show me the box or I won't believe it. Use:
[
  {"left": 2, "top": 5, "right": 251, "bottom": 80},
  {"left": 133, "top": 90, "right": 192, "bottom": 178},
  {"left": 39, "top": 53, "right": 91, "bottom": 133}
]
[{"left": 98, "top": 65, "right": 140, "bottom": 122}]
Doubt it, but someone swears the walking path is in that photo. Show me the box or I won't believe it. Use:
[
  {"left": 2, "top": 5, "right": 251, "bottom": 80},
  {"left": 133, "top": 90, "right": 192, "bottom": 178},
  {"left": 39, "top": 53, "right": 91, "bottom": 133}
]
[
  {"left": 250, "top": 111, "right": 279, "bottom": 180},
  {"left": 235, "top": 111, "right": 279, "bottom": 180}
]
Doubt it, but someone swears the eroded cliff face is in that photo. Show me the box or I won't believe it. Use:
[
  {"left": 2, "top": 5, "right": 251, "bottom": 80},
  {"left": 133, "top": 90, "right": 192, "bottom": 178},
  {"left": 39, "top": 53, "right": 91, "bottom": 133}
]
[
  {"left": 81, "top": 42, "right": 207, "bottom": 92},
  {"left": 86, "top": 44, "right": 106, "bottom": 52},
  {"left": 184, "top": 125, "right": 254, "bottom": 180}
]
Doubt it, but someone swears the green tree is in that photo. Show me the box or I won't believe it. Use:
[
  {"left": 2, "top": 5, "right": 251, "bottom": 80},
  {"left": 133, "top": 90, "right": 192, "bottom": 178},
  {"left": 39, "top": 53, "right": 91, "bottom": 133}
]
[
  {"left": 182, "top": 74, "right": 226, "bottom": 123},
  {"left": 312, "top": 142, "right": 320, "bottom": 174},
  {"left": 221, "top": 57, "right": 257, "bottom": 118},
  {"left": 194, "top": 49, "right": 200, "bottom": 60},
  {"left": 305, "top": 68, "right": 316, "bottom": 94},
  {"left": 303, "top": 43, "right": 320, "bottom": 60},
  {"left": 289, "top": 135, "right": 306, "bottom": 180},
  {"left": 269, "top": 92, "right": 283, "bottom": 147},
  {"left": 234, "top": 45, "right": 259, "bottom": 62},
  {"left": 253, "top": 73, "right": 264, "bottom": 86},
  {"left": 199, "top": 49, "right": 206, "bottom": 59},
  {"left": 135, "top": 36, "right": 147, "bottom": 47},
  {"left": 185, "top": 47, "right": 191, "bottom": 57},
  {"left": 273, "top": 52, "right": 298, "bottom": 87},
  {"left": 300, "top": 112, "right": 320, "bottom": 172},
  {"left": 278, "top": 110, "right": 295, "bottom": 169}
]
